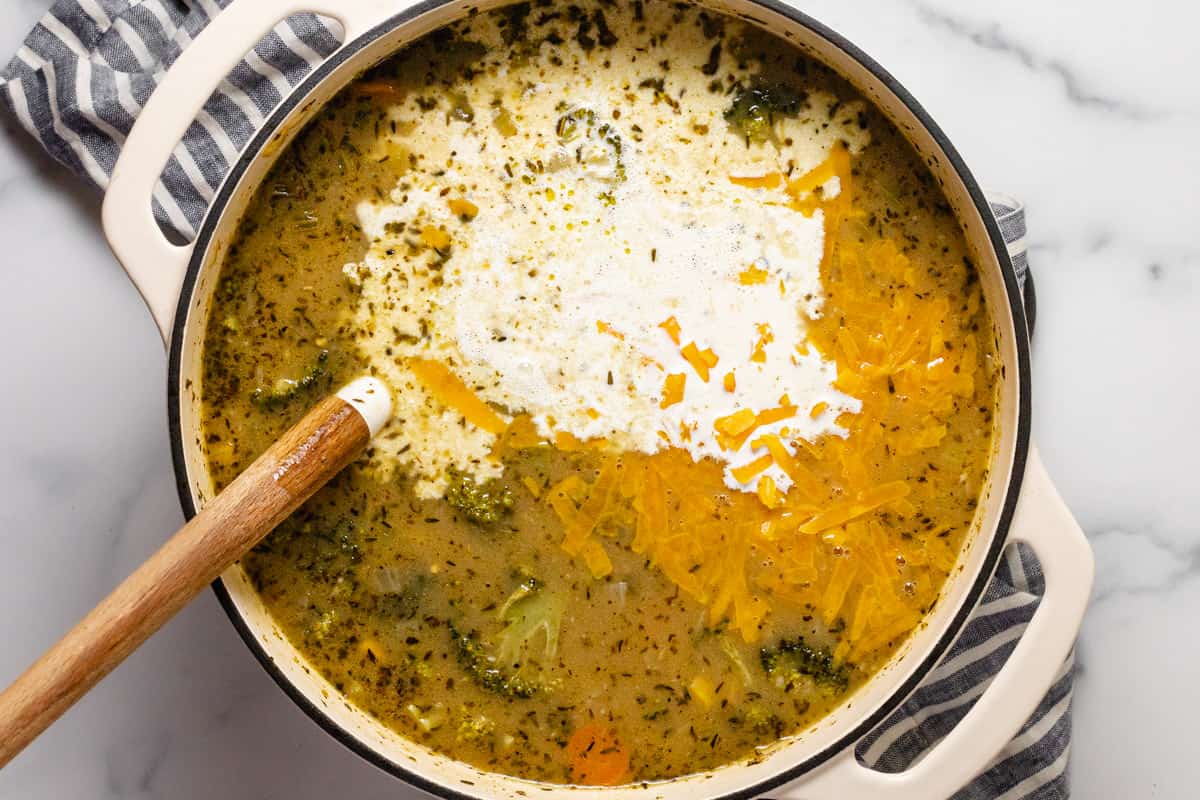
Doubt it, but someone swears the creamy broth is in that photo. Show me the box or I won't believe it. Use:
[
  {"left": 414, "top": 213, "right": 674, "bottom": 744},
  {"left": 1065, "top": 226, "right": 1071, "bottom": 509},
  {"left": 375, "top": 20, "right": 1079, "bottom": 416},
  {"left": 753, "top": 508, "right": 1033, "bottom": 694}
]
[{"left": 200, "top": 0, "right": 999, "bottom": 785}]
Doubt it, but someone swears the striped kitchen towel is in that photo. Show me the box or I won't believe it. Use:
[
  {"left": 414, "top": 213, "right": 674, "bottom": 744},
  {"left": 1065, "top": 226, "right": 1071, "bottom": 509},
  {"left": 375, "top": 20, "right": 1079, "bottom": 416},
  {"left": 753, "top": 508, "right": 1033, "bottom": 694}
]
[{"left": 0, "top": 2, "right": 1072, "bottom": 798}]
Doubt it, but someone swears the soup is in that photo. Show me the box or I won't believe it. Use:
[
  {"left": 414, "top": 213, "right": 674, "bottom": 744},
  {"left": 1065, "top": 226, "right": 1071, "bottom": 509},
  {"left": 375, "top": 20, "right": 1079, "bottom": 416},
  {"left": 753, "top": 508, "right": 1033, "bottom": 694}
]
[{"left": 200, "top": 0, "right": 999, "bottom": 785}]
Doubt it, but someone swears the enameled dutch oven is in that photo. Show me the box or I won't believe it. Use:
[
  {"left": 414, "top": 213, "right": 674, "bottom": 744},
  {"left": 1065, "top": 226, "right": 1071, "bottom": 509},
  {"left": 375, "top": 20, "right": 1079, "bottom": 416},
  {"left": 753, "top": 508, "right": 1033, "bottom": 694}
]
[{"left": 99, "top": 1, "right": 1094, "bottom": 797}]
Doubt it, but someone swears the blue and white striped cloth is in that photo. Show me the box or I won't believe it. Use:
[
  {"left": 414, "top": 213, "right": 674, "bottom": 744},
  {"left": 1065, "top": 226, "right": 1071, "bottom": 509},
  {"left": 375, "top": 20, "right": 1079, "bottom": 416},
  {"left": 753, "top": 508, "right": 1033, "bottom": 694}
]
[{"left": 0, "top": 3, "right": 1073, "bottom": 797}]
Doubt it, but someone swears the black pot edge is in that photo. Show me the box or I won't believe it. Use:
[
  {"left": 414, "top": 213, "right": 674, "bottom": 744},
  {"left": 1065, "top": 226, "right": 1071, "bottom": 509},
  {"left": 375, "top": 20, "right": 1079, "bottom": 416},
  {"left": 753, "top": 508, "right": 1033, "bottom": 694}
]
[{"left": 165, "top": 1, "right": 1032, "bottom": 797}]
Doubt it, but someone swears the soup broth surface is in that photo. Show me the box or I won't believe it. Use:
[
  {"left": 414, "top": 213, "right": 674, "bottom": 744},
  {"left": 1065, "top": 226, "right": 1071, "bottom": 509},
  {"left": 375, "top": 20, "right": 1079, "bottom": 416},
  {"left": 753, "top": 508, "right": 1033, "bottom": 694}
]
[{"left": 201, "top": 0, "right": 999, "bottom": 785}]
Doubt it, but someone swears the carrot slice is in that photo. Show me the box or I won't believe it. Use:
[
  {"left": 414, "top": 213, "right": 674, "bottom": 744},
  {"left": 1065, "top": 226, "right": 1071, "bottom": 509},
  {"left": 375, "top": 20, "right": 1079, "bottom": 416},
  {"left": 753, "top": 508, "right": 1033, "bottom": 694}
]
[
  {"left": 567, "top": 723, "right": 630, "bottom": 786},
  {"left": 408, "top": 359, "right": 506, "bottom": 435}
]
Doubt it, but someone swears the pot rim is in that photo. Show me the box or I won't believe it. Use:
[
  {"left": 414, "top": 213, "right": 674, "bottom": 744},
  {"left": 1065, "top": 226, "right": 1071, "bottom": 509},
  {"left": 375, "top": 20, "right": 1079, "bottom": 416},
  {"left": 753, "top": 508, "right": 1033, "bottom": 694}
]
[{"left": 166, "top": 1, "right": 1032, "bottom": 796}]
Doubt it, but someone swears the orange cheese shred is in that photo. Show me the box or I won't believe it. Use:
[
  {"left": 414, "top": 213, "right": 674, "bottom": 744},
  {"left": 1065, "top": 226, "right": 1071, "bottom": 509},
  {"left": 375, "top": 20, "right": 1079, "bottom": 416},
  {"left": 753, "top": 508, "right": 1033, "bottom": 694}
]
[
  {"left": 581, "top": 539, "right": 614, "bottom": 578},
  {"left": 554, "top": 430, "right": 585, "bottom": 451},
  {"left": 680, "top": 342, "right": 717, "bottom": 381},
  {"left": 521, "top": 476, "right": 543, "bottom": 499},
  {"left": 447, "top": 198, "right": 479, "bottom": 220},
  {"left": 820, "top": 555, "right": 857, "bottom": 627},
  {"left": 729, "top": 172, "right": 783, "bottom": 190},
  {"left": 714, "top": 408, "right": 758, "bottom": 437},
  {"left": 723, "top": 372, "right": 736, "bottom": 392},
  {"left": 756, "top": 404, "right": 797, "bottom": 426},
  {"left": 756, "top": 475, "right": 781, "bottom": 508},
  {"left": 738, "top": 265, "right": 769, "bottom": 285},
  {"left": 750, "top": 324, "right": 773, "bottom": 363},
  {"left": 660, "top": 373, "right": 686, "bottom": 408},
  {"left": 658, "top": 315, "right": 682, "bottom": 344},
  {"left": 799, "top": 481, "right": 911, "bottom": 534},
  {"left": 494, "top": 414, "right": 544, "bottom": 455},
  {"left": 420, "top": 225, "right": 451, "bottom": 250},
  {"left": 730, "top": 454, "right": 773, "bottom": 484},
  {"left": 561, "top": 458, "right": 620, "bottom": 556},
  {"left": 785, "top": 157, "right": 838, "bottom": 200},
  {"left": 596, "top": 320, "right": 625, "bottom": 340},
  {"left": 408, "top": 358, "right": 507, "bottom": 435},
  {"left": 752, "top": 434, "right": 825, "bottom": 498}
]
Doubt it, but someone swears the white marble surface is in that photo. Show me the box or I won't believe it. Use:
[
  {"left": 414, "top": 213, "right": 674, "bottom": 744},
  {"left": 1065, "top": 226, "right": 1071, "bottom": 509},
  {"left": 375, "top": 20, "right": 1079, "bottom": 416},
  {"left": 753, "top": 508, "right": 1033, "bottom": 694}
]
[{"left": 0, "top": 0, "right": 1196, "bottom": 797}]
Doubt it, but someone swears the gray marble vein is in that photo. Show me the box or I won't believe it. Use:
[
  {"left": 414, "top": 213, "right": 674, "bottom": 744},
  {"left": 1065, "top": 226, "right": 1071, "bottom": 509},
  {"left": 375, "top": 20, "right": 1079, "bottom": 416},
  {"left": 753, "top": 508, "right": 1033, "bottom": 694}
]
[{"left": 908, "top": 1, "right": 1164, "bottom": 120}]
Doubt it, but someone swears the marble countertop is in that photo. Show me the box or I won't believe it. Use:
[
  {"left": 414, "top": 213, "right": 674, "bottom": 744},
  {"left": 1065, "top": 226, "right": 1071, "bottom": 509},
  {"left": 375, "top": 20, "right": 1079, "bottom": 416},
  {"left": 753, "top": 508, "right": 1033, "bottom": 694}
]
[{"left": 0, "top": 0, "right": 1195, "bottom": 797}]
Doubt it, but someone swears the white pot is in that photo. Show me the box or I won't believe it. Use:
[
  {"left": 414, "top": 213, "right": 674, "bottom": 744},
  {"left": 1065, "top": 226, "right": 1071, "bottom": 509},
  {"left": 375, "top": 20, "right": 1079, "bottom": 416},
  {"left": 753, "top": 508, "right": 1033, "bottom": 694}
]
[{"left": 100, "top": 1, "right": 1094, "bottom": 797}]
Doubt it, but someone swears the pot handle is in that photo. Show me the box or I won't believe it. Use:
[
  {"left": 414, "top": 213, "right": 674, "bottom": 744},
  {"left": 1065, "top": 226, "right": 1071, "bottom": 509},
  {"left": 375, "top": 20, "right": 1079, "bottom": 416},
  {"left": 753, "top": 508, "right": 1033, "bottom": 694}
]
[
  {"left": 101, "top": 0, "right": 398, "bottom": 343},
  {"left": 779, "top": 445, "right": 1093, "bottom": 800}
]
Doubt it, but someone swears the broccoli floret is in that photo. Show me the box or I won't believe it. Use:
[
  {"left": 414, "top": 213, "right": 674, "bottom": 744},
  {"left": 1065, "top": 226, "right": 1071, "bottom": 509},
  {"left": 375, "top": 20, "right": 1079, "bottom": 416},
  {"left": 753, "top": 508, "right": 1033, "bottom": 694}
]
[
  {"left": 405, "top": 702, "right": 448, "bottom": 732},
  {"left": 449, "top": 580, "right": 564, "bottom": 698},
  {"left": 760, "top": 636, "right": 850, "bottom": 693},
  {"left": 734, "top": 703, "right": 785, "bottom": 737},
  {"left": 724, "top": 82, "right": 806, "bottom": 146},
  {"left": 456, "top": 710, "right": 495, "bottom": 743},
  {"left": 449, "top": 623, "right": 540, "bottom": 698},
  {"left": 251, "top": 349, "right": 330, "bottom": 409},
  {"left": 444, "top": 472, "right": 515, "bottom": 525}
]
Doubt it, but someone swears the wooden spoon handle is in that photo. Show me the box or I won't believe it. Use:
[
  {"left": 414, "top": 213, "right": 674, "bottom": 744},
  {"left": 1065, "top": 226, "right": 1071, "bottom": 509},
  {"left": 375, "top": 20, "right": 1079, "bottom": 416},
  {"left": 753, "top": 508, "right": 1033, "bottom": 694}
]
[{"left": 0, "top": 378, "right": 390, "bottom": 767}]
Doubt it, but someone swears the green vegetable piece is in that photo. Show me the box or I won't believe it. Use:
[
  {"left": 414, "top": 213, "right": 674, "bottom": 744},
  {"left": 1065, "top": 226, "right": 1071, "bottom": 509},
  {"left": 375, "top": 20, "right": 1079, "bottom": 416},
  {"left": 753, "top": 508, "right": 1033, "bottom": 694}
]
[
  {"left": 495, "top": 585, "right": 564, "bottom": 667},
  {"left": 554, "top": 107, "right": 626, "bottom": 182},
  {"left": 492, "top": 106, "right": 518, "bottom": 137},
  {"left": 449, "top": 579, "right": 565, "bottom": 699},
  {"left": 737, "top": 703, "right": 784, "bottom": 736},
  {"left": 444, "top": 472, "right": 515, "bottom": 525},
  {"left": 449, "top": 623, "right": 539, "bottom": 699},
  {"left": 456, "top": 710, "right": 495, "bottom": 743},
  {"left": 759, "top": 636, "right": 850, "bottom": 692},
  {"left": 724, "top": 82, "right": 806, "bottom": 146},
  {"left": 448, "top": 92, "right": 475, "bottom": 123},
  {"left": 250, "top": 349, "right": 329, "bottom": 409}
]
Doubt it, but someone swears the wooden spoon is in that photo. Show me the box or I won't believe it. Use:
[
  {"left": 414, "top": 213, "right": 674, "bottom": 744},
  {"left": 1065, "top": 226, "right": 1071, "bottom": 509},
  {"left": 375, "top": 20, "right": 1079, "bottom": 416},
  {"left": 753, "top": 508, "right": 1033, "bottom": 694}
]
[{"left": 0, "top": 377, "right": 392, "bottom": 767}]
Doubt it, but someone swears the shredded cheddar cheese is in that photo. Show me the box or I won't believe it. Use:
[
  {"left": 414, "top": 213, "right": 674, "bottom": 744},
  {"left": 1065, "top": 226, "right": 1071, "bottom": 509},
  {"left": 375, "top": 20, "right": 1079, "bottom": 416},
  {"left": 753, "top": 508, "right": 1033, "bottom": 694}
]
[
  {"left": 408, "top": 358, "right": 508, "bottom": 435},
  {"left": 714, "top": 409, "right": 758, "bottom": 437},
  {"left": 447, "top": 197, "right": 479, "bottom": 220},
  {"left": 658, "top": 315, "right": 681, "bottom": 344},
  {"left": 420, "top": 225, "right": 451, "bottom": 250},
  {"left": 730, "top": 454, "right": 773, "bottom": 484},
  {"left": 729, "top": 172, "right": 783, "bottom": 190},
  {"left": 680, "top": 342, "right": 717, "bottom": 382},
  {"left": 660, "top": 373, "right": 686, "bottom": 408},
  {"left": 738, "top": 265, "right": 770, "bottom": 285}
]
